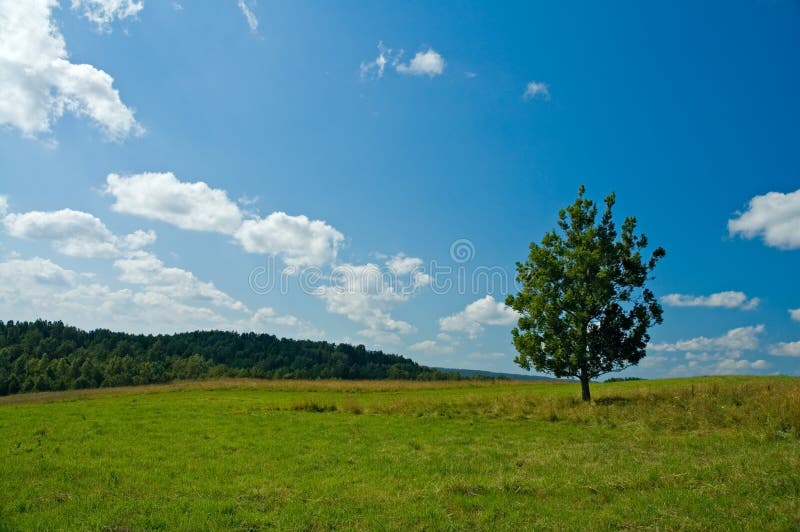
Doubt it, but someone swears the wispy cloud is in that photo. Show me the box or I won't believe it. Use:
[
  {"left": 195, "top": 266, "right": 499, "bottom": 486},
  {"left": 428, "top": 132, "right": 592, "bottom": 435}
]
[
  {"left": 360, "top": 41, "right": 401, "bottom": 79},
  {"left": 71, "top": 0, "right": 143, "bottom": 32},
  {"left": 523, "top": 81, "right": 551, "bottom": 101},
  {"left": 236, "top": 0, "right": 259, "bottom": 33},
  {"left": 662, "top": 291, "right": 760, "bottom": 310},
  {"left": 361, "top": 43, "right": 446, "bottom": 79},
  {"left": 650, "top": 325, "right": 764, "bottom": 354}
]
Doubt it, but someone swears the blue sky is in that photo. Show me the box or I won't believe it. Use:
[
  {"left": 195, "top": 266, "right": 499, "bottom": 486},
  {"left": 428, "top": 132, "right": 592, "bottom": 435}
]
[{"left": 1, "top": 0, "right": 799, "bottom": 377}]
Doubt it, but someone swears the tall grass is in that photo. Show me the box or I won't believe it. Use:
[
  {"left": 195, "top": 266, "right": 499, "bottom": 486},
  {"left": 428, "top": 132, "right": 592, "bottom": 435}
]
[{"left": 0, "top": 376, "right": 798, "bottom": 530}]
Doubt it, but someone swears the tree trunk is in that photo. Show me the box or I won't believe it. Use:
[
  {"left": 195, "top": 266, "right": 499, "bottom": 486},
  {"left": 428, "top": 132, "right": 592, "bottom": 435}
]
[{"left": 580, "top": 373, "right": 591, "bottom": 402}]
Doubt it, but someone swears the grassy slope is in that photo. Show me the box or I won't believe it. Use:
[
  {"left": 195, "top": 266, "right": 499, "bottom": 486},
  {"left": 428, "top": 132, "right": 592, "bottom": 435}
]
[{"left": 0, "top": 377, "right": 798, "bottom": 530}]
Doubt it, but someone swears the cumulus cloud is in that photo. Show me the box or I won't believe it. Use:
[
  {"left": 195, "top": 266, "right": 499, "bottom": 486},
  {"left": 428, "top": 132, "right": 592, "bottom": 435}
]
[
  {"left": 71, "top": 0, "right": 143, "bottom": 31},
  {"left": 105, "top": 172, "right": 243, "bottom": 233},
  {"left": 3, "top": 208, "right": 154, "bottom": 258},
  {"left": 245, "top": 307, "right": 325, "bottom": 340},
  {"left": 439, "top": 295, "right": 520, "bottom": 339},
  {"left": 523, "top": 81, "right": 550, "bottom": 101},
  {"left": 728, "top": 188, "right": 800, "bottom": 249},
  {"left": 114, "top": 251, "right": 248, "bottom": 312},
  {"left": 768, "top": 341, "right": 800, "bottom": 357},
  {"left": 662, "top": 291, "right": 760, "bottom": 310},
  {"left": 0, "top": 254, "right": 325, "bottom": 338},
  {"left": 0, "top": 0, "right": 142, "bottom": 139},
  {"left": 385, "top": 253, "right": 431, "bottom": 288},
  {"left": 236, "top": 0, "right": 258, "bottom": 33},
  {"left": 0, "top": 256, "right": 230, "bottom": 333},
  {"left": 790, "top": 308, "right": 800, "bottom": 322},
  {"left": 315, "top": 263, "right": 417, "bottom": 344},
  {"left": 673, "top": 354, "right": 769, "bottom": 375},
  {"left": 410, "top": 339, "right": 454, "bottom": 354},
  {"left": 121, "top": 229, "right": 157, "bottom": 250},
  {"left": 105, "top": 172, "right": 344, "bottom": 267},
  {"left": 649, "top": 325, "right": 771, "bottom": 376},
  {"left": 235, "top": 212, "right": 344, "bottom": 267},
  {"left": 0, "top": 257, "right": 78, "bottom": 294},
  {"left": 396, "top": 49, "right": 445, "bottom": 77},
  {"left": 649, "top": 325, "right": 765, "bottom": 354}
]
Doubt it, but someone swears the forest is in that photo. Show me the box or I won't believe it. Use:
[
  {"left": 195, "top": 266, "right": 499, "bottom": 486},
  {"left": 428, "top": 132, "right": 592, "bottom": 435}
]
[{"left": 0, "top": 320, "right": 454, "bottom": 395}]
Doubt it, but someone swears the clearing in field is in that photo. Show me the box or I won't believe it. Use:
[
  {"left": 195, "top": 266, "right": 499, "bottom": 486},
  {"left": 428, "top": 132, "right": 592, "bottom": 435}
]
[{"left": 1, "top": 376, "right": 799, "bottom": 530}]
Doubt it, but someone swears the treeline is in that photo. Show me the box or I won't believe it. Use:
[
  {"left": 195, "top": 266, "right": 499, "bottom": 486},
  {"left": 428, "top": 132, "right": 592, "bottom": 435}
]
[{"left": 0, "top": 320, "right": 457, "bottom": 396}]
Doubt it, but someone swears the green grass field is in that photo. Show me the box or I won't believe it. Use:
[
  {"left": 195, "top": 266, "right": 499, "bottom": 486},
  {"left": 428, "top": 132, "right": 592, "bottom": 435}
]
[{"left": 1, "top": 377, "right": 799, "bottom": 530}]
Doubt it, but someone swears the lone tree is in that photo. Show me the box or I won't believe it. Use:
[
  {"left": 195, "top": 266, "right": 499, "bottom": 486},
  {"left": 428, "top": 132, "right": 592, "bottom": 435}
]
[{"left": 505, "top": 186, "right": 665, "bottom": 401}]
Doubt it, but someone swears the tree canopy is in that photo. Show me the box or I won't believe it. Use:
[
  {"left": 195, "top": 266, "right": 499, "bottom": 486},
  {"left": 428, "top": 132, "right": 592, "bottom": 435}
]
[
  {"left": 505, "top": 186, "right": 665, "bottom": 401},
  {"left": 0, "top": 320, "right": 457, "bottom": 396}
]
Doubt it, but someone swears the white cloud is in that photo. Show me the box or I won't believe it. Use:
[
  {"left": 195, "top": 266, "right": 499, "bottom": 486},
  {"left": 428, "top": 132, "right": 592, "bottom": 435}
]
[
  {"left": 3, "top": 208, "right": 153, "bottom": 258},
  {"left": 236, "top": 0, "right": 258, "bottom": 33},
  {"left": 664, "top": 351, "right": 769, "bottom": 376},
  {"left": 360, "top": 41, "right": 399, "bottom": 79},
  {"left": 523, "top": 81, "right": 550, "bottom": 101},
  {"left": 121, "top": 229, "right": 157, "bottom": 250},
  {"left": 358, "top": 328, "right": 403, "bottom": 346},
  {"left": 0, "top": 257, "right": 78, "bottom": 295},
  {"left": 396, "top": 49, "right": 445, "bottom": 77},
  {"left": 246, "top": 307, "right": 325, "bottom": 340},
  {"left": 71, "top": 0, "right": 143, "bottom": 31},
  {"left": 385, "top": 253, "right": 431, "bottom": 288},
  {"left": 650, "top": 325, "right": 765, "bottom": 354},
  {"left": 0, "top": 256, "right": 230, "bottom": 333},
  {"left": 790, "top": 308, "right": 800, "bottom": 322},
  {"left": 315, "top": 263, "right": 416, "bottom": 343},
  {"left": 646, "top": 325, "right": 771, "bottom": 376},
  {"left": 0, "top": 0, "right": 142, "bottom": 139},
  {"left": 238, "top": 195, "right": 259, "bottom": 206},
  {"left": 114, "top": 251, "right": 248, "bottom": 312},
  {"left": 728, "top": 189, "right": 800, "bottom": 249},
  {"left": 105, "top": 172, "right": 243, "bottom": 233},
  {"left": 410, "top": 339, "right": 454, "bottom": 354},
  {"left": 0, "top": 196, "right": 7, "bottom": 216},
  {"left": 638, "top": 355, "right": 669, "bottom": 369},
  {"left": 0, "top": 253, "right": 325, "bottom": 339},
  {"left": 235, "top": 212, "right": 344, "bottom": 267},
  {"left": 106, "top": 172, "right": 344, "bottom": 267},
  {"left": 768, "top": 341, "right": 800, "bottom": 357},
  {"left": 439, "top": 295, "right": 520, "bottom": 339},
  {"left": 662, "top": 291, "right": 760, "bottom": 310},
  {"left": 690, "top": 357, "right": 768, "bottom": 373}
]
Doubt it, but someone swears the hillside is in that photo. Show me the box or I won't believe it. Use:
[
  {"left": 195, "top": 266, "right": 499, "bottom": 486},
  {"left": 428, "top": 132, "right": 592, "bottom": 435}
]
[
  {"left": 0, "top": 377, "right": 797, "bottom": 529},
  {"left": 0, "top": 320, "right": 454, "bottom": 396}
]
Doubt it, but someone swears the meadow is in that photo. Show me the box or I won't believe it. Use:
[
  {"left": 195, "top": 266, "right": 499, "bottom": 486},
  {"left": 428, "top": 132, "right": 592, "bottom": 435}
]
[{"left": 0, "top": 376, "right": 798, "bottom": 530}]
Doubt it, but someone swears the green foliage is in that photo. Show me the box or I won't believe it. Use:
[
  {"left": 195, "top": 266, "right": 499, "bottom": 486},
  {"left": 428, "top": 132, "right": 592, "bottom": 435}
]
[
  {"left": 506, "top": 186, "right": 665, "bottom": 400},
  {"left": 0, "top": 377, "right": 798, "bottom": 529},
  {"left": 0, "top": 320, "right": 453, "bottom": 396}
]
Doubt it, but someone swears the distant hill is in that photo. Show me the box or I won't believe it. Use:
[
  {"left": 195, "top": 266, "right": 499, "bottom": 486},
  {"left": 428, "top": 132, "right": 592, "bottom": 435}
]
[
  {"left": 434, "top": 367, "right": 565, "bottom": 382},
  {"left": 0, "top": 320, "right": 459, "bottom": 396}
]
